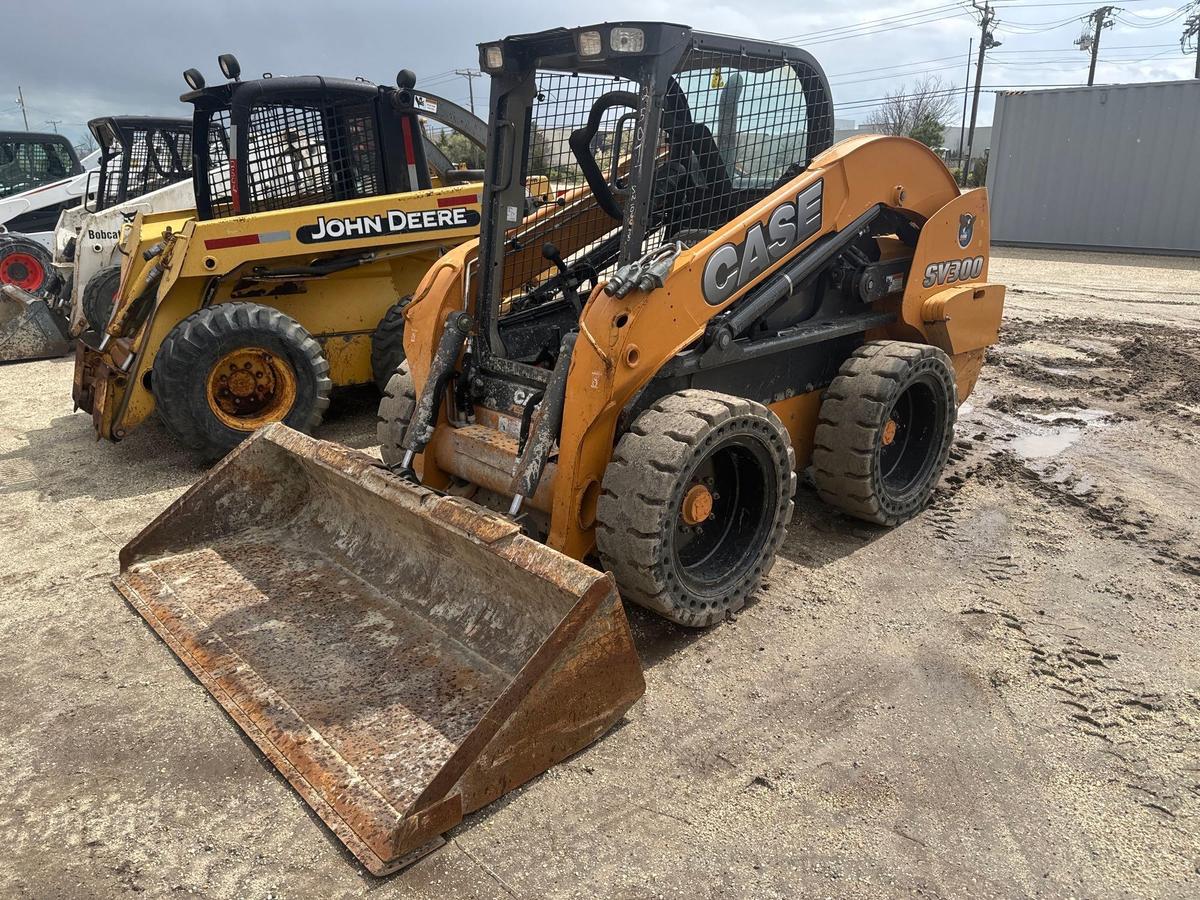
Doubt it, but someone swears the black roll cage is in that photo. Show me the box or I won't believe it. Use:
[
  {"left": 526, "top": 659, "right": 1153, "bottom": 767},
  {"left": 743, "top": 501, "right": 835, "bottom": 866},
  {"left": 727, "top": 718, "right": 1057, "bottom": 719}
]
[
  {"left": 472, "top": 22, "right": 835, "bottom": 365},
  {"left": 182, "top": 75, "right": 487, "bottom": 221},
  {"left": 85, "top": 116, "right": 193, "bottom": 211}
]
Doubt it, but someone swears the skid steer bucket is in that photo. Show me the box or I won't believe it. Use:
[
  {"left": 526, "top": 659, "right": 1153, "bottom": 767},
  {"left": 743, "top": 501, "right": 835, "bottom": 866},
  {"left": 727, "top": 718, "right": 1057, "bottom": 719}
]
[
  {"left": 115, "top": 424, "right": 645, "bottom": 874},
  {"left": 0, "top": 285, "right": 70, "bottom": 363}
]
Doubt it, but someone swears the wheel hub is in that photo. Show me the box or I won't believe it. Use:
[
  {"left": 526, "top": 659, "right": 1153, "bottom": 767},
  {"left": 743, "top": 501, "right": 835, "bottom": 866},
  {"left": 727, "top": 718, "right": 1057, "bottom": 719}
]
[
  {"left": 881, "top": 418, "right": 899, "bottom": 446},
  {"left": 680, "top": 483, "right": 714, "bottom": 526},
  {"left": 0, "top": 252, "right": 45, "bottom": 291},
  {"left": 205, "top": 346, "right": 297, "bottom": 430}
]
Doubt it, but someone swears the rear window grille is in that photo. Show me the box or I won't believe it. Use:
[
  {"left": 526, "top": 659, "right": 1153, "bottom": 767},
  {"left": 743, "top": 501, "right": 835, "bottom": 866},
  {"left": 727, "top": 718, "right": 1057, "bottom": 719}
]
[
  {"left": 0, "top": 139, "right": 75, "bottom": 199},
  {"left": 205, "top": 110, "right": 234, "bottom": 218},
  {"left": 495, "top": 52, "right": 831, "bottom": 315},
  {"left": 242, "top": 102, "right": 382, "bottom": 214},
  {"left": 641, "top": 48, "right": 834, "bottom": 255},
  {"left": 97, "top": 126, "right": 194, "bottom": 211}
]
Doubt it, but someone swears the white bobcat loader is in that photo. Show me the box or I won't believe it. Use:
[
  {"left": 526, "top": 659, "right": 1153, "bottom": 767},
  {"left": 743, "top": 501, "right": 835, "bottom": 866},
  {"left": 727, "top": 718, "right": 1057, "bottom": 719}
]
[
  {"left": 0, "top": 118, "right": 194, "bottom": 362},
  {"left": 54, "top": 116, "right": 197, "bottom": 337},
  {"left": 0, "top": 130, "right": 98, "bottom": 252}
]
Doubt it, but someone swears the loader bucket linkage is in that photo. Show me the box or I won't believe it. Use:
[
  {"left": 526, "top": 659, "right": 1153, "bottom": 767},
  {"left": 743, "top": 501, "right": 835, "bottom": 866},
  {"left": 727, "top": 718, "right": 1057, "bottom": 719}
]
[{"left": 115, "top": 424, "right": 645, "bottom": 874}]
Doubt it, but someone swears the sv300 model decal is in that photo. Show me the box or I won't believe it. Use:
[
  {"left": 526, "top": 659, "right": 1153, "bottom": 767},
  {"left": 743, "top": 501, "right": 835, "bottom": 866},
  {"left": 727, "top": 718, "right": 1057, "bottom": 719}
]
[{"left": 922, "top": 255, "right": 984, "bottom": 288}]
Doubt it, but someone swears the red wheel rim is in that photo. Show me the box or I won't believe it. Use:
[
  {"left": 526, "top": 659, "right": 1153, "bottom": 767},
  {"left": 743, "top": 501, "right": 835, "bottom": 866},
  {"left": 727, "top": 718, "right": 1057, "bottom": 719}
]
[{"left": 0, "top": 252, "right": 46, "bottom": 291}]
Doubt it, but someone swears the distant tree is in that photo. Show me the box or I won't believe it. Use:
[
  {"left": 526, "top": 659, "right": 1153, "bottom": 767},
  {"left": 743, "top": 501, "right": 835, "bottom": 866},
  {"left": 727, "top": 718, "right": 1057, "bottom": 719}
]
[
  {"left": 865, "top": 76, "right": 956, "bottom": 147},
  {"left": 433, "top": 130, "right": 484, "bottom": 170},
  {"left": 75, "top": 132, "right": 98, "bottom": 156},
  {"left": 908, "top": 113, "right": 946, "bottom": 149}
]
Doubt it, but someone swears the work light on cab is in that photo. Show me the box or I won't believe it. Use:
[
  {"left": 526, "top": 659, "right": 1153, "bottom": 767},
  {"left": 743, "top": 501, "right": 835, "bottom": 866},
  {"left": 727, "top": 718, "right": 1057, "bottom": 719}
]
[{"left": 610, "top": 27, "right": 644, "bottom": 52}]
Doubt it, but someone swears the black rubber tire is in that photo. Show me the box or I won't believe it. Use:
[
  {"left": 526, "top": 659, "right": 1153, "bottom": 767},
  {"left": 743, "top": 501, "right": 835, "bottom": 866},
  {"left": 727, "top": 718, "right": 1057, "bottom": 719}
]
[
  {"left": 0, "top": 235, "right": 55, "bottom": 297},
  {"left": 596, "top": 389, "right": 795, "bottom": 627},
  {"left": 377, "top": 362, "right": 415, "bottom": 468},
  {"left": 82, "top": 265, "right": 121, "bottom": 332},
  {"left": 152, "top": 302, "right": 331, "bottom": 459},
  {"left": 812, "top": 341, "right": 957, "bottom": 526},
  {"left": 370, "top": 298, "right": 409, "bottom": 392}
]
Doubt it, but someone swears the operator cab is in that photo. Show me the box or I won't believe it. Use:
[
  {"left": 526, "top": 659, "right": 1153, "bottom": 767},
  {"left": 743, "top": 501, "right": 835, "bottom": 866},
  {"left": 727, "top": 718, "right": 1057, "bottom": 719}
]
[
  {"left": 180, "top": 63, "right": 487, "bottom": 221},
  {"left": 471, "top": 23, "right": 834, "bottom": 386},
  {"left": 0, "top": 130, "right": 83, "bottom": 200},
  {"left": 85, "top": 116, "right": 195, "bottom": 212}
]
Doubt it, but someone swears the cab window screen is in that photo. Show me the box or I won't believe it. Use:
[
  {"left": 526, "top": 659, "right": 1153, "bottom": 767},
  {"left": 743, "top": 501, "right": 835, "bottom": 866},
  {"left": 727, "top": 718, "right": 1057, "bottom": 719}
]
[{"left": 0, "top": 140, "right": 74, "bottom": 198}]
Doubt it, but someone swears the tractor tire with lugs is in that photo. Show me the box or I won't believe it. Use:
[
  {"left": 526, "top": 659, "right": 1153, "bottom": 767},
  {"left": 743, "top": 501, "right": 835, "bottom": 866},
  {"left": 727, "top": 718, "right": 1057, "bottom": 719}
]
[
  {"left": 377, "top": 362, "right": 415, "bottom": 468},
  {"left": 811, "top": 340, "right": 957, "bottom": 526},
  {"left": 596, "top": 389, "right": 795, "bottom": 627},
  {"left": 370, "top": 298, "right": 409, "bottom": 392},
  {"left": 151, "top": 302, "right": 331, "bottom": 459},
  {"left": 82, "top": 265, "right": 121, "bottom": 332}
]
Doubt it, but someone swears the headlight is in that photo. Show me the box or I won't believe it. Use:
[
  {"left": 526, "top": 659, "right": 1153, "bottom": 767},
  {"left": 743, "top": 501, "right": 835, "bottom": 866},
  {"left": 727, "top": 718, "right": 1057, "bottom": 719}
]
[
  {"left": 610, "top": 27, "right": 645, "bottom": 53},
  {"left": 578, "top": 31, "right": 603, "bottom": 57},
  {"left": 483, "top": 45, "right": 504, "bottom": 70},
  {"left": 218, "top": 53, "right": 241, "bottom": 81}
]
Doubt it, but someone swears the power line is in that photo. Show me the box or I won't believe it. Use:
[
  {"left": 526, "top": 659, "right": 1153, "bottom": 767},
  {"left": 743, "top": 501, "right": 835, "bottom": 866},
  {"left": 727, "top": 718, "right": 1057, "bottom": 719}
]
[{"left": 777, "top": 3, "right": 966, "bottom": 42}]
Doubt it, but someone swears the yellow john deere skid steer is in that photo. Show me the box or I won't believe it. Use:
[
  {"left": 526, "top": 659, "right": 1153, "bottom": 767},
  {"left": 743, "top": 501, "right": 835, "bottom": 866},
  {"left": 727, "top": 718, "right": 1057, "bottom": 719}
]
[
  {"left": 115, "top": 25, "right": 1005, "bottom": 874},
  {"left": 74, "top": 56, "right": 490, "bottom": 458}
]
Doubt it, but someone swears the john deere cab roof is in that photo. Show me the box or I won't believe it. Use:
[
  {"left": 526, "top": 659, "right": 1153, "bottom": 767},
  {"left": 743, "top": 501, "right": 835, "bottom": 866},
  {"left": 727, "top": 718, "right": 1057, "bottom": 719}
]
[
  {"left": 86, "top": 115, "right": 194, "bottom": 211},
  {"left": 180, "top": 72, "right": 486, "bottom": 221}
]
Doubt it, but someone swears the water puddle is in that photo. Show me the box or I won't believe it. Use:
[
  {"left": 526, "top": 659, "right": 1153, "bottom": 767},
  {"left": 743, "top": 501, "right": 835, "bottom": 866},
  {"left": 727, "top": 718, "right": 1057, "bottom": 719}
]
[{"left": 1007, "top": 409, "right": 1110, "bottom": 461}]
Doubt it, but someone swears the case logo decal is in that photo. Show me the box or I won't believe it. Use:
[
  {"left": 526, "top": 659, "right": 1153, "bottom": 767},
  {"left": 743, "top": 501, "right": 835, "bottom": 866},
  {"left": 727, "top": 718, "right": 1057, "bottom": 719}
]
[
  {"left": 701, "top": 180, "right": 823, "bottom": 306},
  {"left": 957, "top": 212, "right": 976, "bottom": 249}
]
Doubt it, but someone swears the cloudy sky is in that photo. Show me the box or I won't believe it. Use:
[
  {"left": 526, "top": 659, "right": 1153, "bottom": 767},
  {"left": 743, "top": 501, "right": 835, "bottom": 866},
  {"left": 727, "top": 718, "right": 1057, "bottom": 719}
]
[{"left": 1, "top": 1, "right": 1195, "bottom": 147}]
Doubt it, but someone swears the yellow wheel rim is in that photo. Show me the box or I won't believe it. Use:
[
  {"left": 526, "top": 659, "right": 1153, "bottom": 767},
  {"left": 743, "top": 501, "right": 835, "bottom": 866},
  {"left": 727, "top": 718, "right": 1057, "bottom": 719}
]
[{"left": 205, "top": 346, "right": 298, "bottom": 431}]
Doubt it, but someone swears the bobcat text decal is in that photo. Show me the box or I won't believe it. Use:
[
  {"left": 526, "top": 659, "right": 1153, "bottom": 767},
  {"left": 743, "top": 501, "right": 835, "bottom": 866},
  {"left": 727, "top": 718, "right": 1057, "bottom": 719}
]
[
  {"left": 297, "top": 205, "right": 480, "bottom": 244},
  {"left": 922, "top": 255, "right": 984, "bottom": 288},
  {"left": 701, "top": 180, "right": 823, "bottom": 306}
]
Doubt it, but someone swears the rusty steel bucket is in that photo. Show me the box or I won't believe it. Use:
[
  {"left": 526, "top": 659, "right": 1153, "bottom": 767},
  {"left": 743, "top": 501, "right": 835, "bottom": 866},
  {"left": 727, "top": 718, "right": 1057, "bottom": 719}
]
[
  {"left": 115, "top": 424, "right": 645, "bottom": 874},
  {"left": 0, "top": 284, "right": 70, "bottom": 363}
]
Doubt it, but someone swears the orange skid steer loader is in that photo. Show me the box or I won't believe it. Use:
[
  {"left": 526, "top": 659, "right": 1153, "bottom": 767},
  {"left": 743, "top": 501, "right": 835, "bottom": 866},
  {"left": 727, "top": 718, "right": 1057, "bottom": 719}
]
[{"left": 116, "top": 23, "right": 1005, "bottom": 874}]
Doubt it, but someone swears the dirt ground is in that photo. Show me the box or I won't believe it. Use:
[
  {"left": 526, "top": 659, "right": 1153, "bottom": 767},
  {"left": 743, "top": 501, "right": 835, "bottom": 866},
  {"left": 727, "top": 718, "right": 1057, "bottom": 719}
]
[{"left": 1, "top": 246, "right": 1198, "bottom": 899}]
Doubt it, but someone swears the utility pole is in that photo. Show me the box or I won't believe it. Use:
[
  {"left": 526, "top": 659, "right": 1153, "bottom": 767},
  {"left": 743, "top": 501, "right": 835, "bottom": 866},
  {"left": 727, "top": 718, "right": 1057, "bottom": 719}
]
[
  {"left": 1076, "top": 6, "right": 1116, "bottom": 87},
  {"left": 1183, "top": 8, "right": 1200, "bottom": 79},
  {"left": 965, "top": 2, "right": 1001, "bottom": 187},
  {"left": 455, "top": 68, "right": 482, "bottom": 116},
  {"left": 15, "top": 85, "right": 28, "bottom": 130},
  {"left": 44, "top": 119, "right": 61, "bottom": 134},
  {"left": 957, "top": 38, "right": 973, "bottom": 176}
]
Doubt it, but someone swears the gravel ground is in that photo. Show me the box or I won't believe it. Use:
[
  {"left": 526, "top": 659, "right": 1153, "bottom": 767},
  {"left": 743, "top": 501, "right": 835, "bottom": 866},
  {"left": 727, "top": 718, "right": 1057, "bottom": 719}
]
[{"left": 1, "top": 247, "right": 1197, "bottom": 899}]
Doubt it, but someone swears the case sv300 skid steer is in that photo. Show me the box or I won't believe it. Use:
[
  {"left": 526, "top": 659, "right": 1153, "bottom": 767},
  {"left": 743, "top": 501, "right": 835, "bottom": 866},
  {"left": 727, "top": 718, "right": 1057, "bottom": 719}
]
[
  {"left": 73, "top": 57, "right": 489, "bottom": 458},
  {"left": 114, "top": 24, "right": 1005, "bottom": 874}
]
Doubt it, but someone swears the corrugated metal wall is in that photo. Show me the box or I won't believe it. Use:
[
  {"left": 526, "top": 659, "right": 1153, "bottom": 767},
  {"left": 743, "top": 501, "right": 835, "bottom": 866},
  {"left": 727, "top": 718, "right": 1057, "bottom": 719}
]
[{"left": 987, "top": 80, "right": 1200, "bottom": 255}]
